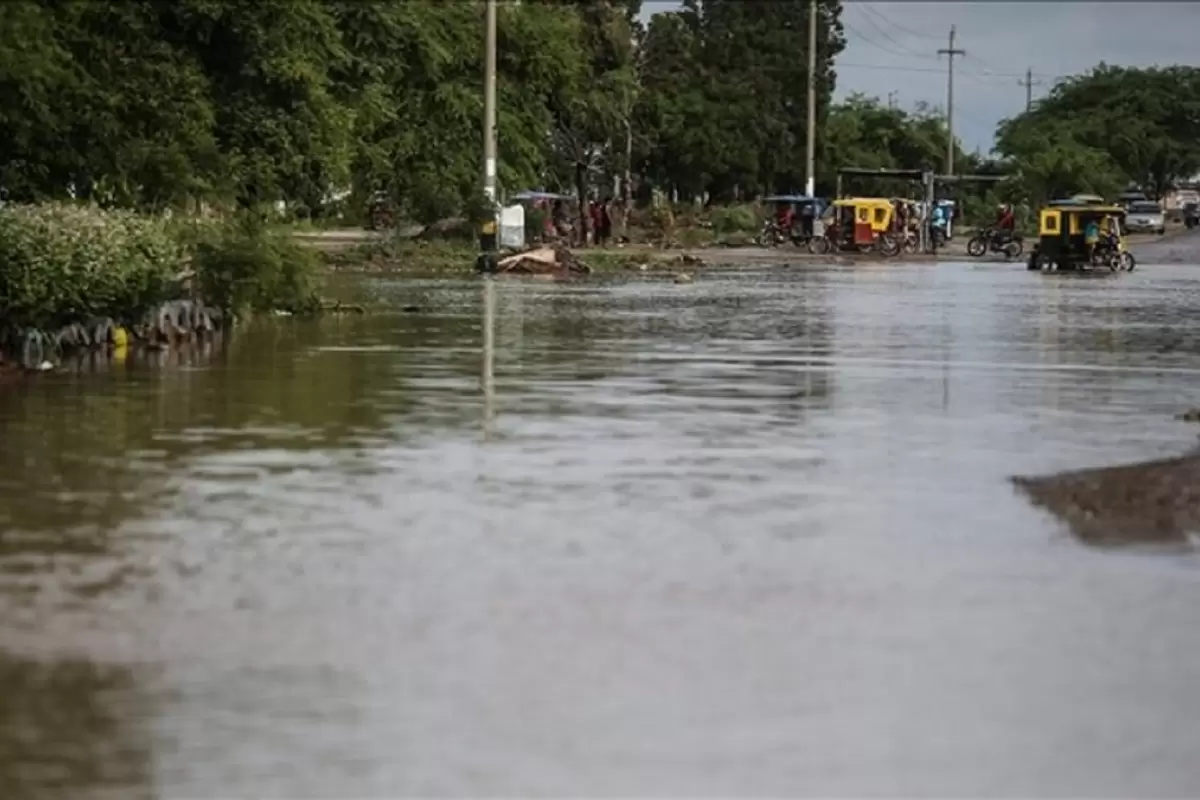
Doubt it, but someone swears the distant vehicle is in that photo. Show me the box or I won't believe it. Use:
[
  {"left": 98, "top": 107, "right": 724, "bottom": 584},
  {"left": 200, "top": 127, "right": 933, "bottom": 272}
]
[
  {"left": 365, "top": 191, "right": 393, "bottom": 231},
  {"left": 1185, "top": 201, "right": 1199, "bottom": 229},
  {"left": 1124, "top": 200, "right": 1166, "bottom": 235},
  {"left": 1028, "top": 201, "right": 1134, "bottom": 272},
  {"left": 1116, "top": 189, "right": 1148, "bottom": 210}
]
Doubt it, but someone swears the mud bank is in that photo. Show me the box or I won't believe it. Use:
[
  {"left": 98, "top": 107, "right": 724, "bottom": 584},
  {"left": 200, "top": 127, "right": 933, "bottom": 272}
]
[{"left": 1013, "top": 453, "right": 1200, "bottom": 547}]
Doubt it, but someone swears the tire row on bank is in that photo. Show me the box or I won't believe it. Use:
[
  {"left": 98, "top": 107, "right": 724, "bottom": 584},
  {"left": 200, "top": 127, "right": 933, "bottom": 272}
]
[{"left": 1, "top": 299, "right": 224, "bottom": 371}]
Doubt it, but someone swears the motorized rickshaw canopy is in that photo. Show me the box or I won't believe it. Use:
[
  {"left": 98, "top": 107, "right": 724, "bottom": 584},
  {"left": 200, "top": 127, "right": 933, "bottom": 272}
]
[
  {"left": 1047, "top": 194, "right": 1106, "bottom": 206},
  {"left": 831, "top": 197, "right": 894, "bottom": 232},
  {"left": 510, "top": 190, "right": 574, "bottom": 201},
  {"left": 763, "top": 194, "right": 819, "bottom": 203}
]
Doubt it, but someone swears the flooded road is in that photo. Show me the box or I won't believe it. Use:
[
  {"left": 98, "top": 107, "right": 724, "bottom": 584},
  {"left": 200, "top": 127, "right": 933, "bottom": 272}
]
[{"left": 3, "top": 256, "right": 1200, "bottom": 797}]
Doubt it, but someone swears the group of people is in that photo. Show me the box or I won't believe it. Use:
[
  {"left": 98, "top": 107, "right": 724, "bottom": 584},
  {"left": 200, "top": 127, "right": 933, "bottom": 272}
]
[{"left": 533, "top": 197, "right": 615, "bottom": 246}]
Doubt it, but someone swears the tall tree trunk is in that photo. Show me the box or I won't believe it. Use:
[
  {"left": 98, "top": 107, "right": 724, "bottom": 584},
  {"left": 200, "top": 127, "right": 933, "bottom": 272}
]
[
  {"left": 575, "top": 159, "right": 589, "bottom": 248},
  {"left": 622, "top": 117, "right": 633, "bottom": 239}
]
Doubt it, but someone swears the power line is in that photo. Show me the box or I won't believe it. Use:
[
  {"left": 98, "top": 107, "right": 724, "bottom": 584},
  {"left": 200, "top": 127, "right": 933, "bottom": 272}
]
[
  {"left": 858, "top": 3, "right": 943, "bottom": 42},
  {"left": 848, "top": 4, "right": 931, "bottom": 60},
  {"left": 841, "top": 20, "right": 925, "bottom": 62}
]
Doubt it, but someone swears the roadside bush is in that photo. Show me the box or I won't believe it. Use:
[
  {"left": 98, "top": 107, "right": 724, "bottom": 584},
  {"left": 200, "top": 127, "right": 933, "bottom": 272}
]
[
  {"left": 188, "top": 214, "right": 321, "bottom": 315},
  {"left": 709, "top": 204, "right": 759, "bottom": 235},
  {"left": 0, "top": 203, "right": 187, "bottom": 329}
]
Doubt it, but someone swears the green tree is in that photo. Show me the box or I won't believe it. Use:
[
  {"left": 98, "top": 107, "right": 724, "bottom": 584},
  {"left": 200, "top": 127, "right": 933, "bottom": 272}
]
[{"left": 996, "top": 64, "right": 1200, "bottom": 201}]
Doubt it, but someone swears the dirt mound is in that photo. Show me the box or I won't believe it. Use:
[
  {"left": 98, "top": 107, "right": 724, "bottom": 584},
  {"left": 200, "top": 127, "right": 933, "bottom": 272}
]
[{"left": 1013, "top": 453, "right": 1200, "bottom": 547}]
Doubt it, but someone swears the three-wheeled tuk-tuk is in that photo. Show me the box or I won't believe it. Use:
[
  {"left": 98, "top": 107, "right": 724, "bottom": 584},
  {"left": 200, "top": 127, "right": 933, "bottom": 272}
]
[
  {"left": 758, "top": 195, "right": 825, "bottom": 247},
  {"left": 810, "top": 197, "right": 901, "bottom": 256},
  {"left": 1027, "top": 201, "right": 1135, "bottom": 272}
]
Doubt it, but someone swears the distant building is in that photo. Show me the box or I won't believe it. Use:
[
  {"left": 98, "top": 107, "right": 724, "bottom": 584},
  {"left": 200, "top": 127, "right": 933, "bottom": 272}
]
[{"left": 1164, "top": 176, "right": 1200, "bottom": 211}]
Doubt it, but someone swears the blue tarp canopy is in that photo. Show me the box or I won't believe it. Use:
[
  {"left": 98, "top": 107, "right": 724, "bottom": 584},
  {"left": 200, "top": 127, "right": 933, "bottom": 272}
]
[
  {"left": 1048, "top": 194, "right": 1105, "bottom": 204},
  {"left": 510, "top": 190, "right": 573, "bottom": 201},
  {"left": 763, "top": 194, "right": 820, "bottom": 203}
]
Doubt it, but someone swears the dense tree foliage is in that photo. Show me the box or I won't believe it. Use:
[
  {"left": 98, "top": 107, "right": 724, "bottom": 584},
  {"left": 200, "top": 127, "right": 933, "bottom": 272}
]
[
  {"left": 4, "top": 0, "right": 1185, "bottom": 224},
  {"left": 995, "top": 65, "right": 1200, "bottom": 203}
]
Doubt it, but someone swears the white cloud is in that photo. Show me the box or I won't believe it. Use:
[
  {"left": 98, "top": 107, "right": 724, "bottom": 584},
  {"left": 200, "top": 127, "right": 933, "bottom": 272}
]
[{"left": 640, "top": 1, "right": 1200, "bottom": 154}]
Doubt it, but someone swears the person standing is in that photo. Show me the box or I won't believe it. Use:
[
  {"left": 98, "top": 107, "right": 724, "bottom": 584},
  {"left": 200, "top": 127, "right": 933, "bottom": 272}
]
[
  {"left": 589, "top": 200, "right": 602, "bottom": 246},
  {"left": 599, "top": 199, "right": 613, "bottom": 246}
]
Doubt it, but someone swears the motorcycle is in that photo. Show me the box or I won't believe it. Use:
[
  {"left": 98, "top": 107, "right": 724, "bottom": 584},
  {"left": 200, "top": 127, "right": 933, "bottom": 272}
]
[
  {"left": 967, "top": 227, "right": 1023, "bottom": 259},
  {"left": 757, "top": 219, "right": 812, "bottom": 248}
]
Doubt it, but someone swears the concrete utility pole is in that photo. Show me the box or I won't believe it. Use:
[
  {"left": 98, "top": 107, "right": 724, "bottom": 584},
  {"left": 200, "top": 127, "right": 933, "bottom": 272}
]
[
  {"left": 937, "top": 26, "right": 965, "bottom": 176},
  {"left": 480, "top": 0, "right": 498, "bottom": 254},
  {"left": 1018, "top": 67, "right": 1041, "bottom": 112},
  {"left": 804, "top": 0, "right": 817, "bottom": 197},
  {"left": 887, "top": 91, "right": 897, "bottom": 109}
]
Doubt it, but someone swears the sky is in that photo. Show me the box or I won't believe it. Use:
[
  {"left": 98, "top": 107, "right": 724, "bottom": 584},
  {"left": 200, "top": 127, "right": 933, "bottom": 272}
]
[{"left": 639, "top": 1, "right": 1200, "bottom": 155}]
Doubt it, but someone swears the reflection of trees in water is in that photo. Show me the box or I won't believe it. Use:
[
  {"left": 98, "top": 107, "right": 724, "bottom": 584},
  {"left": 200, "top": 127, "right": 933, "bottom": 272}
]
[
  {"left": 607, "top": 275, "right": 837, "bottom": 414},
  {"left": 1033, "top": 285, "right": 1200, "bottom": 413},
  {"left": 0, "top": 310, "right": 489, "bottom": 536},
  {"left": 0, "top": 652, "right": 153, "bottom": 800}
]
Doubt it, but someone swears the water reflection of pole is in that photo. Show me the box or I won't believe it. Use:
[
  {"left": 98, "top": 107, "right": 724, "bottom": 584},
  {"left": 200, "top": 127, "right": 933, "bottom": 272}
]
[{"left": 482, "top": 276, "right": 496, "bottom": 436}]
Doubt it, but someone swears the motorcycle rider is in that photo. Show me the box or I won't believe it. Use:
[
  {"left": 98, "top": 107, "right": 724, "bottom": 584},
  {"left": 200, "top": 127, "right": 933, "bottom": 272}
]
[
  {"left": 775, "top": 202, "right": 795, "bottom": 239},
  {"left": 994, "top": 203, "right": 1016, "bottom": 245}
]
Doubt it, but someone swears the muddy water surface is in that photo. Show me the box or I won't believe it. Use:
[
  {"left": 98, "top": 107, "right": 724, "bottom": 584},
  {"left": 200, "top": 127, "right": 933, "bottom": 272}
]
[{"left": 3, "top": 256, "right": 1200, "bottom": 797}]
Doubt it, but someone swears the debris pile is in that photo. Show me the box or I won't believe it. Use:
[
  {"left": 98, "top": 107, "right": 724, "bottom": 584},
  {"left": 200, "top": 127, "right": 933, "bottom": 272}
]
[{"left": 495, "top": 245, "right": 592, "bottom": 276}]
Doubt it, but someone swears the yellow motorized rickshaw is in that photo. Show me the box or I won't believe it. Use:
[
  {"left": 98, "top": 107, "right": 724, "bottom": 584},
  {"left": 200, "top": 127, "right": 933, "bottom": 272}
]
[
  {"left": 1027, "top": 201, "right": 1135, "bottom": 272},
  {"left": 810, "top": 197, "right": 900, "bottom": 256}
]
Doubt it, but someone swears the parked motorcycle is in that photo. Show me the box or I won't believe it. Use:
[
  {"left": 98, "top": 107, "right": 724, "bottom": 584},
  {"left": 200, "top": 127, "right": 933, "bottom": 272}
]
[{"left": 757, "top": 219, "right": 812, "bottom": 248}]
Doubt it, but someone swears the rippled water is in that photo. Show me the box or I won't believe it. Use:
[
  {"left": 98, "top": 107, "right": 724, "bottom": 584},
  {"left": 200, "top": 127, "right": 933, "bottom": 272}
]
[{"left": 3, "top": 259, "right": 1200, "bottom": 797}]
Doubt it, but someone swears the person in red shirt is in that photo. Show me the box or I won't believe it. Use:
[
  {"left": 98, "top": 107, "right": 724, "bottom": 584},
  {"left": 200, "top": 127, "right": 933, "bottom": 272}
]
[
  {"left": 775, "top": 202, "right": 794, "bottom": 237},
  {"left": 996, "top": 204, "right": 1015, "bottom": 229},
  {"left": 995, "top": 203, "right": 1016, "bottom": 243}
]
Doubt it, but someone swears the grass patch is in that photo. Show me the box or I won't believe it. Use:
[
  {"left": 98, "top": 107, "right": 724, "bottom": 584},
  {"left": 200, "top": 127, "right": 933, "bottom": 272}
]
[
  {"left": 323, "top": 235, "right": 475, "bottom": 272},
  {"left": 0, "top": 203, "right": 324, "bottom": 336}
]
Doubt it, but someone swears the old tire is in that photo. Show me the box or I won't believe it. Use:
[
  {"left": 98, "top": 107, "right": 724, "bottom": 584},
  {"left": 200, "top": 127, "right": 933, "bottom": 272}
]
[
  {"left": 966, "top": 235, "right": 987, "bottom": 257},
  {"left": 1004, "top": 239, "right": 1023, "bottom": 259},
  {"left": 807, "top": 236, "right": 831, "bottom": 255}
]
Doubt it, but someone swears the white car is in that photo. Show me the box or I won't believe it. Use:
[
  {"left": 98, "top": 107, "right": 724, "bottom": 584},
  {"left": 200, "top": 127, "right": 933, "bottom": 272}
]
[{"left": 1125, "top": 201, "right": 1166, "bottom": 235}]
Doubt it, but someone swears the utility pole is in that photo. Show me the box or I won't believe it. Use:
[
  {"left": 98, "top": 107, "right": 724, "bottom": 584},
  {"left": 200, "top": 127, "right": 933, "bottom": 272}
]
[
  {"left": 1018, "top": 67, "right": 1041, "bottom": 112},
  {"left": 803, "top": 0, "right": 817, "bottom": 197},
  {"left": 937, "top": 25, "right": 964, "bottom": 176},
  {"left": 480, "top": 0, "right": 498, "bottom": 256},
  {"left": 887, "top": 91, "right": 896, "bottom": 110}
]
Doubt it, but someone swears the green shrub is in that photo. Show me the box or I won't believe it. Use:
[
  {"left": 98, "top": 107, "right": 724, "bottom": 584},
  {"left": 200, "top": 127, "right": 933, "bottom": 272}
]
[
  {"left": 189, "top": 214, "right": 321, "bottom": 315},
  {"left": 0, "top": 203, "right": 187, "bottom": 329},
  {"left": 709, "top": 204, "right": 759, "bottom": 235}
]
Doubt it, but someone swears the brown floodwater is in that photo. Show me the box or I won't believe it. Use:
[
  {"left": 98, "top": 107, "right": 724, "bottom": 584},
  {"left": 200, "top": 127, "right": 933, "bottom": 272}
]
[{"left": 3, "top": 255, "right": 1200, "bottom": 797}]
